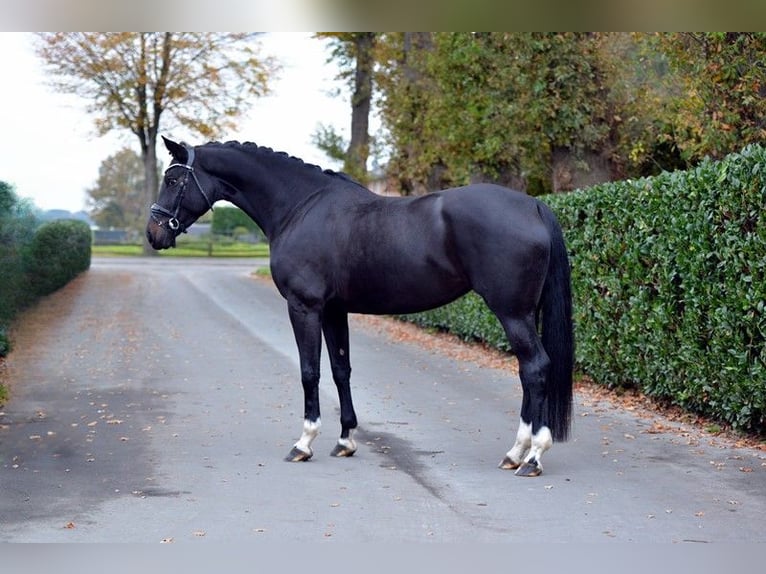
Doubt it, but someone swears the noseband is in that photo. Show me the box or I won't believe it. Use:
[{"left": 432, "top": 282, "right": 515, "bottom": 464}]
[{"left": 150, "top": 145, "right": 214, "bottom": 233}]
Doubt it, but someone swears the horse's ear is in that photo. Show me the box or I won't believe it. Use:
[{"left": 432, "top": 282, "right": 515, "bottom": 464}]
[{"left": 162, "top": 136, "right": 188, "bottom": 164}]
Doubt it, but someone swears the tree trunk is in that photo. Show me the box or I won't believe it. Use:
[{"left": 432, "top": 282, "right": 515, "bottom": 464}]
[
  {"left": 401, "top": 32, "right": 435, "bottom": 195},
  {"left": 140, "top": 136, "right": 159, "bottom": 256},
  {"left": 551, "top": 146, "right": 613, "bottom": 193},
  {"left": 345, "top": 33, "right": 375, "bottom": 183}
]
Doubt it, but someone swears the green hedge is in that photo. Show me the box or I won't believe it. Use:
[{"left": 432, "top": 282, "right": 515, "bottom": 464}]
[
  {"left": 1, "top": 182, "right": 38, "bottom": 352},
  {"left": 1, "top": 190, "right": 92, "bottom": 402},
  {"left": 403, "top": 145, "right": 766, "bottom": 434},
  {"left": 402, "top": 291, "right": 509, "bottom": 352},
  {"left": 1, "top": 210, "right": 93, "bottom": 361},
  {"left": 211, "top": 205, "right": 265, "bottom": 239},
  {"left": 24, "top": 219, "right": 92, "bottom": 297}
]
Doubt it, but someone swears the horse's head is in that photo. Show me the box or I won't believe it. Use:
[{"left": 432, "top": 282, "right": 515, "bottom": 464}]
[{"left": 146, "top": 137, "right": 217, "bottom": 249}]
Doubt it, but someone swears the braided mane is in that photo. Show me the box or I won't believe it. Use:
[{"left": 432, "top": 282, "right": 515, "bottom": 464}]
[{"left": 206, "top": 140, "right": 361, "bottom": 186}]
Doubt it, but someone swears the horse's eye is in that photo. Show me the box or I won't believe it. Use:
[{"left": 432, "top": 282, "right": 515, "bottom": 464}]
[{"left": 166, "top": 177, "right": 178, "bottom": 187}]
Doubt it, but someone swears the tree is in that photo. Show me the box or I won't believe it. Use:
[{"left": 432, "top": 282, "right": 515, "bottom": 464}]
[
  {"left": 313, "top": 33, "right": 377, "bottom": 184},
  {"left": 374, "top": 33, "right": 687, "bottom": 195},
  {"left": 35, "top": 33, "right": 277, "bottom": 253},
  {"left": 86, "top": 147, "right": 148, "bottom": 234},
  {"left": 656, "top": 33, "right": 766, "bottom": 162},
  {"left": 375, "top": 33, "right": 618, "bottom": 194},
  {"left": 375, "top": 32, "right": 441, "bottom": 195},
  {"left": 0, "top": 181, "right": 37, "bottom": 250},
  {"left": 595, "top": 33, "right": 688, "bottom": 178}
]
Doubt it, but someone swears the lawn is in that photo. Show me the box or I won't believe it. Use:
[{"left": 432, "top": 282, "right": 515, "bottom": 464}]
[{"left": 92, "top": 240, "right": 270, "bottom": 258}]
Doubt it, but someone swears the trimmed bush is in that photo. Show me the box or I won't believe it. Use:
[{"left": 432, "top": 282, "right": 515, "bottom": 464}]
[
  {"left": 0, "top": 203, "right": 91, "bottom": 399},
  {"left": 401, "top": 292, "right": 509, "bottom": 352},
  {"left": 1, "top": 185, "right": 92, "bottom": 390},
  {"left": 211, "top": 205, "right": 265, "bottom": 240},
  {"left": 547, "top": 145, "right": 766, "bottom": 433},
  {"left": 403, "top": 145, "right": 766, "bottom": 434},
  {"left": 0, "top": 182, "right": 38, "bottom": 329},
  {"left": 24, "top": 219, "right": 92, "bottom": 296},
  {"left": 0, "top": 328, "right": 10, "bottom": 356}
]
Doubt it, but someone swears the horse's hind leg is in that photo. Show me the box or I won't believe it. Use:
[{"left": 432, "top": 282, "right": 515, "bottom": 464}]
[
  {"left": 496, "top": 314, "right": 553, "bottom": 477},
  {"left": 322, "top": 304, "right": 358, "bottom": 457}
]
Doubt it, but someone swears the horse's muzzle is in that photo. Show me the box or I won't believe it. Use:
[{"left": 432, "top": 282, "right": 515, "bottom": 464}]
[{"left": 145, "top": 219, "right": 177, "bottom": 249}]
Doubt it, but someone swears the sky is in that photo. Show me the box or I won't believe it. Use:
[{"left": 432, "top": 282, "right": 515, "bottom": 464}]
[{"left": 0, "top": 32, "right": 349, "bottom": 213}]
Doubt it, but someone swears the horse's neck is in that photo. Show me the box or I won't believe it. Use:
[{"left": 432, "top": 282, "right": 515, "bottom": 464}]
[{"left": 226, "top": 151, "right": 330, "bottom": 241}]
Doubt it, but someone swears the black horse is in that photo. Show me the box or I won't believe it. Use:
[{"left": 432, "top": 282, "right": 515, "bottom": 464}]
[{"left": 146, "top": 137, "right": 573, "bottom": 477}]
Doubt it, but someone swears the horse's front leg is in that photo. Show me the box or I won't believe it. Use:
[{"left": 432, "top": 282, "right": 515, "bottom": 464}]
[
  {"left": 285, "top": 299, "right": 323, "bottom": 462},
  {"left": 322, "top": 304, "right": 358, "bottom": 457}
]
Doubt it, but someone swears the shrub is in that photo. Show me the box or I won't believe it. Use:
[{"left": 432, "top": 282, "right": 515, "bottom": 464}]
[
  {"left": 211, "top": 205, "right": 264, "bottom": 239},
  {"left": 546, "top": 145, "right": 766, "bottom": 433},
  {"left": 24, "top": 219, "right": 92, "bottom": 296},
  {"left": 402, "top": 145, "right": 766, "bottom": 434},
  {"left": 0, "top": 182, "right": 38, "bottom": 330},
  {"left": 401, "top": 292, "right": 510, "bottom": 352},
  {"left": 0, "top": 328, "right": 10, "bottom": 356},
  {"left": 0, "top": 199, "right": 91, "bottom": 369}
]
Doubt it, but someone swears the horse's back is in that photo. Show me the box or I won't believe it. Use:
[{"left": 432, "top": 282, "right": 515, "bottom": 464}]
[
  {"left": 345, "top": 184, "right": 550, "bottom": 314},
  {"left": 273, "top": 182, "right": 551, "bottom": 315},
  {"left": 336, "top": 190, "right": 470, "bottom": 313},
  {"left": 440, "top": 184, "right": 547, "bottom": 238}
]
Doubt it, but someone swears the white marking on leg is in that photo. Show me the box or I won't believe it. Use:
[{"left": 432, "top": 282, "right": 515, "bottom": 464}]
[
  {"left": 505, "top": 420, "right": 532, "bottom": 466},
  {"left": 294, "top": 418, "right": 321, "bottom": 455},
  {"left": 524, "top": 425, "right": 553, "bottom": 469},
  {"left": 336, "top": 429, "right": 357, "bottom": 453}
]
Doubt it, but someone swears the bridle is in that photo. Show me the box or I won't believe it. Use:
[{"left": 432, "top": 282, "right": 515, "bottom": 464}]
[{"left": 150, "top": 144, "right": 215, "bottom": 233}]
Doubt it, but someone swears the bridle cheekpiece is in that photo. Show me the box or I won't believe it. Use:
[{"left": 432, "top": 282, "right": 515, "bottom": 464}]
[{"left": 150, "top": 144, "right": 214, "bottom": 233}]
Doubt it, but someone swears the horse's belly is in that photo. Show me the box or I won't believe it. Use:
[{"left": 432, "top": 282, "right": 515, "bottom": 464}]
[{"left": 343, "top": 265, "right": 469, "bottom": 315}]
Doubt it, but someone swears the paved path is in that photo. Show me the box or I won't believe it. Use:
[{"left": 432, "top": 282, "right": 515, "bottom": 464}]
[{"left": 1, "top": 257, "right": 764, "bottom": 542}]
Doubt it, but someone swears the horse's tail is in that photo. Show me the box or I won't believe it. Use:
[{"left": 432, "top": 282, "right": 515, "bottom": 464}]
[{"left": 537, "top": 200, "right": 574, "bottom": 442}]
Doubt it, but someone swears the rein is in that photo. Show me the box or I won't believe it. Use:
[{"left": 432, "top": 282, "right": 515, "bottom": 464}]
[{"left": 150, "top": 145, "right": 214, "bottom": 233}]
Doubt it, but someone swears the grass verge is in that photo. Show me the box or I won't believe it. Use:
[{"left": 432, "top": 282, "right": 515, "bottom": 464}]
[{"left": 92, "top": 242, "right": 270, "bottom": 258}]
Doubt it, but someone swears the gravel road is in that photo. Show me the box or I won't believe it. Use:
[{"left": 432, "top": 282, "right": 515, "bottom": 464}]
[{"left": 1, "top": 256, "right": 764, "bottom": 543}]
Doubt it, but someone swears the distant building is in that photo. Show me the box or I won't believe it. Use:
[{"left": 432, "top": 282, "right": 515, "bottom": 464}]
[
  {"left": 185, "top": 222, "right": 212, "bottom": 237},
  {"left": 92, "top": 229, "right": 130, "bottom": 245}
]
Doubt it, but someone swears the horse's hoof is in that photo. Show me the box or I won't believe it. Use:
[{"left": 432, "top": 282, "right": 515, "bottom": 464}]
[
  {"left": 498, "top": 456, "right": 521, "bottom": 470},
  {"left": 514, "top": 460, "right": 542, "bottom": 477},
  {"left": 285, "top": 446, "right": 313, "bottom": 462},
  {"left": 330, "top": 443, "right": 356, "bottom": 458}
]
